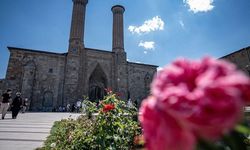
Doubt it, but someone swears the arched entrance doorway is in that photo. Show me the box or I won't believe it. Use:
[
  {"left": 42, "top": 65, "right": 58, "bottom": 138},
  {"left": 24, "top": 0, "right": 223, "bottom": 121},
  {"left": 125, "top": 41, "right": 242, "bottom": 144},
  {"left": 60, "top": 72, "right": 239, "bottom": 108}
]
[{"left": 88, "top": 64, "right": 107, "bottom": 101}]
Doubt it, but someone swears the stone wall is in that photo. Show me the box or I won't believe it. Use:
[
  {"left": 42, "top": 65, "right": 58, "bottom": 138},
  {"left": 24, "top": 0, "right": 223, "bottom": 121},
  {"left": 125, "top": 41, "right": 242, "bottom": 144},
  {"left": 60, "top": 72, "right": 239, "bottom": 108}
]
[
  {"left": 128, "top": 62, "right": 157, "bottom": 106},
  {"left": 5, "top": 47, "right": 158, "bottom": 111},
  {"left": 6, "top": 48, "right": 66, "bottom": 111},
  {"left": 0, "top": 79, "right": 5, "bottom": 97},
  {"left": 86, "top": 49, "right": 115, "bottom": 89},
  {"left": 221, "top": 46, "right": 250, "bottom": 76}
]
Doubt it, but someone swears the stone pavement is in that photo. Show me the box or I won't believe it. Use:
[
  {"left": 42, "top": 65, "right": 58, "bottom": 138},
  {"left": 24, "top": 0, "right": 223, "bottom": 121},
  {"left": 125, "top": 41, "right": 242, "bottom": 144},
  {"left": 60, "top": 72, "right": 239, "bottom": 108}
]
[{"left": 0, "top": 112, "right": 80, "bottom": 150}]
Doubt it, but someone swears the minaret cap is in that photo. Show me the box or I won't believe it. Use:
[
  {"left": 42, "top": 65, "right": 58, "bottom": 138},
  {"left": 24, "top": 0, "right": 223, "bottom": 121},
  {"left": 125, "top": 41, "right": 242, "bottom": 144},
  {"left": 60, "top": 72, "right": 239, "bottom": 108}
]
[
  {"left": 111, "top": 5, "right": 125, "bottom": 13},
  {"left": 73, "top": 0, "right": 88, "bottom": 5}
]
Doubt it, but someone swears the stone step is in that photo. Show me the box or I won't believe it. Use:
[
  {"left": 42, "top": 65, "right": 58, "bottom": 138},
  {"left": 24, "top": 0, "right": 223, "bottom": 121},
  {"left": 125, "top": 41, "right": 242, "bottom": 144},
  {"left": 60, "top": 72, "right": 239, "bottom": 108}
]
[
  {"left": 0, "top": 124, "right": 52, "bottom": 128},
  {"left": 0, "top": 113, "right": 81, "bottom": 150},
  {"left": 0, "top": 128, "right": 50, "bottom": 133},
  {"left": 0, "top": 132, "right": 49, "bottom": 141},
  {"left": 0, "top": 140, "right": 43, "bottom": 150},
  {"left": 0, "top": 122, "right": 53, "bottom": 125}
]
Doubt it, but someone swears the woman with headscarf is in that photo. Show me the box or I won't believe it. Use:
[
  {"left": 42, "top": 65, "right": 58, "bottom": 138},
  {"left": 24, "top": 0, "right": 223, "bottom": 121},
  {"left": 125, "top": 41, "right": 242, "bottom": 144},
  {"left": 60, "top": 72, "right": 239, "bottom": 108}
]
[{"left": 11, "top": 92, "right": 22, "bottom": 119}]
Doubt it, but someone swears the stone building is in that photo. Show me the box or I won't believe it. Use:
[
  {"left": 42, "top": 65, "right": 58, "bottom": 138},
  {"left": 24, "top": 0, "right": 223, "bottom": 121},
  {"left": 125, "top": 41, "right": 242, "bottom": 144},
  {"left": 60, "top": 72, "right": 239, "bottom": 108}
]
[
  {"left": 0, "top": 0, "right": 157, "bottom": 111},
  {"left": 221, "top": 46, "right": 250, "bottom": 76},
  {"left": 221, "top": 46, "right": 250, "bottom": 119}
]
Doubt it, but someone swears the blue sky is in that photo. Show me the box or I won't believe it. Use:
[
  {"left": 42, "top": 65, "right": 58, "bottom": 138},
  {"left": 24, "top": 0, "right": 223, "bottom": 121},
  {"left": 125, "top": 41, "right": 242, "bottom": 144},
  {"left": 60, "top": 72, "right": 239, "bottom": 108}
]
[{"left": 0, "top": 0, "right": 250, "bottom": 78}]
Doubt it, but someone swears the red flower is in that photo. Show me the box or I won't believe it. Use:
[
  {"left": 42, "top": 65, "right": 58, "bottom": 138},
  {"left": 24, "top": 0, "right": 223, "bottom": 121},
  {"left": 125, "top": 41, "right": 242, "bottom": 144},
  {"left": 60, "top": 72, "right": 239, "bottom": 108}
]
[{"left": 103, "top": 104, "right": 115, "bottom": 112}]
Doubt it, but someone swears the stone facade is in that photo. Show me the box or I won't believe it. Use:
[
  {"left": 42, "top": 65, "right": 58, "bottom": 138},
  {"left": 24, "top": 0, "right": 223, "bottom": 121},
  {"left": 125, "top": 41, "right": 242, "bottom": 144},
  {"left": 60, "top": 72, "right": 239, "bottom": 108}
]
[
  {"left": 128, "top": 63, "right": 156, "bottom": 106},
  {"left": 221, "top": 46, "right": 250, "bottom": 76},
  {"left": 221, "top": 46, "right": 250, "bottom": 120},
  {"left": 4, "top": 48, "right": 66, "bottom": 111},
  {"left": 2, "top": 0, "right": 157, "bottom": 111},
  {"left": 0, "top": 79, "right": 5, "bottom": 96}
]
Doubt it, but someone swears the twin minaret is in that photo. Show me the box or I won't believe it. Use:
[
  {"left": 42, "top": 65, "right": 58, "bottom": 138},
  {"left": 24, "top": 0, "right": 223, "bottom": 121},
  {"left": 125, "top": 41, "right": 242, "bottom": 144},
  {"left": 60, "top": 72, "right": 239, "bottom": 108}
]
[
  {"left": 69, "top": 0, "right": 88, "bottom": 47},
  {"left": 68, "top": 0, "right": 125, "bottom": 52},
  {"left": 65, "top": 0, "right": 127, "bottom": 103},
  {"left": 111, "top": 5, "right": 125, "bottom": 52}
]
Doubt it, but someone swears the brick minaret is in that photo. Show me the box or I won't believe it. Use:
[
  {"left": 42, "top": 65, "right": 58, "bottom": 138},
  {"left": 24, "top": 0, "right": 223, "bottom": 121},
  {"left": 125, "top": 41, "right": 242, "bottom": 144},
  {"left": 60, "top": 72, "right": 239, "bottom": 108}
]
[
  {"left": 111, "top": 5, "right": 128, "bottom": 100},
  {"left": 69, "top": 0, "right": 88, "bottom": 51},
  {"left": 112, "top": 5, "right": 125, "bottom": 52},
  {"left": 64, "top": 0, "right": 88, "bottom": 105}
]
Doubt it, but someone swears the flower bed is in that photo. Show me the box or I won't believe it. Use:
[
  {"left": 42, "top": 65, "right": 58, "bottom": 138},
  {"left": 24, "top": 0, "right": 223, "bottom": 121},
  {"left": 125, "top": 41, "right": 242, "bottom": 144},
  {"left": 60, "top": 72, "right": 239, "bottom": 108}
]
[{"left": 37, "top": 92, "right": 142, "bottom": 150}]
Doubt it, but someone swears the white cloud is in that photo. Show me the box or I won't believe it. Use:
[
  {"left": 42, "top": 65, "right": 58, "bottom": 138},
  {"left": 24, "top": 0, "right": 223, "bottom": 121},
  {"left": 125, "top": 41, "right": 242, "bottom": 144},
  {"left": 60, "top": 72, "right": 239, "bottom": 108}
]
[
  {"left": 138, "top": 41, "right": 155, "bottom": 50},
  {"left": 183, "top": 0, "right": 214, "bottom": 13},
  {"left": 139, "top": 41, "right": 155, "bottom": 54},
  {"left": 128, "top": 16, "right": 164, "bottom": 34},
  {"left": 179, "top": 20, "right": 185, "bottom": 29}
]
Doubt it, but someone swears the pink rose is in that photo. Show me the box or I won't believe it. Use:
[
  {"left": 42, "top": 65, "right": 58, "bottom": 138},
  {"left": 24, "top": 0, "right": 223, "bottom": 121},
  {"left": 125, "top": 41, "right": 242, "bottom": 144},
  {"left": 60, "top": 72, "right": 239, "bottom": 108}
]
[
  {"left": 139, "top": 96, "right": 196, "bottom": 150},
  {"left": 140, "top": 57, "right": 250, "bottom": 149}
]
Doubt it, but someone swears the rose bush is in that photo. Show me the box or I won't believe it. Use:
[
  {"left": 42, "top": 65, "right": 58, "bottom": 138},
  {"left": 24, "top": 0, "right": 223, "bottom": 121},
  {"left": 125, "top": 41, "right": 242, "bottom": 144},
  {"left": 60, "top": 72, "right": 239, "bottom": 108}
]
[
  {"left": 37, "top": 91, "right": 141, "bottom": 150},
  {"left": 140, "top": 57, "right": 250, "bottom": 150},
  {"left": 93, "top": 91, "right": 141, "bottom": 149}
]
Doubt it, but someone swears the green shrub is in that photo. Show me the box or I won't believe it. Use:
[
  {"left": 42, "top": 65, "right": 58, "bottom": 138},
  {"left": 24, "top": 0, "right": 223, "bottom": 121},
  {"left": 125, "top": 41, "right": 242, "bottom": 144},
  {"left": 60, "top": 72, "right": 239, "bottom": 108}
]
[
  {"left": 38, "top": 91, "right": 141, "bottom": 150},
  {"left": 81, "top": 98, "right": 97, "bottom": 119}
]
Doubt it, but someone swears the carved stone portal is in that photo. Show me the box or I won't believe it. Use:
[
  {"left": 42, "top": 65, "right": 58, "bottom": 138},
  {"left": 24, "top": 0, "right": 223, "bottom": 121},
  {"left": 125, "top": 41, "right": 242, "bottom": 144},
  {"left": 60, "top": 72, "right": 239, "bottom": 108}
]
[{"left": 88, "top": 64, "right": 107, "bottom": 101}]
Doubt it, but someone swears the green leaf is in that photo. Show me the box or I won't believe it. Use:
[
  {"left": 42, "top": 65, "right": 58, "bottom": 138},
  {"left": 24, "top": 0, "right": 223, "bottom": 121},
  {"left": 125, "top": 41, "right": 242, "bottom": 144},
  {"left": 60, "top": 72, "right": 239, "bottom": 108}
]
[
  {"left": 235, "top": 125, "right": 250, "bottom": 134},
  {"left": 196, "top": 139, "right": 221, "bottom": 150},
  {"left": 222, "top": 130, "right": 248, "bottom": 150}
]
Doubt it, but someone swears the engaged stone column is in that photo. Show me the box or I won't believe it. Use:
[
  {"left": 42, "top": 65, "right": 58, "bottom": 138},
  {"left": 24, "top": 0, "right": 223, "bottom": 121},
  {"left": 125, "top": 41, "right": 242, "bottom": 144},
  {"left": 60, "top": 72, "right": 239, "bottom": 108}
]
[{"left": 112, "top": 5, "right": 125, "bottom": 52}]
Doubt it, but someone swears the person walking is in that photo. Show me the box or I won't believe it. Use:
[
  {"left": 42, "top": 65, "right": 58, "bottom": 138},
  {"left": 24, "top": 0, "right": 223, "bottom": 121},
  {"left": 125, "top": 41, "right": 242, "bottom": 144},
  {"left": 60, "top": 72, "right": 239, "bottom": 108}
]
[
  {"left": 66, "top": 103, "right": 71, "bottom": 112},
  {"left": 21, "top": 98, "right": 28, "bottom": 113},
  {"left": 11, "top": 92, "right": 22, "bottom": 119},
  {"left": 76, "top": 100, "right": 81, "bottom": 113},
  {"left": 127, "top": 98, "right": 133, "bottom": 108},
  {"left": 0, "top": 89, "right": 12, "bottom": 119},
  {"left": 71, "top": 103, "right": 75, "bottom": 112}
]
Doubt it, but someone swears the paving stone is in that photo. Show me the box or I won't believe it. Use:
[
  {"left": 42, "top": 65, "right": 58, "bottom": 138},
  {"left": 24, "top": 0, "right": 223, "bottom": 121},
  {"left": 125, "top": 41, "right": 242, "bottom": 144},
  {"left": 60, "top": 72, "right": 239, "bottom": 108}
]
[{"left": 0, "top": 112, "right": 81, "bottom": 150}]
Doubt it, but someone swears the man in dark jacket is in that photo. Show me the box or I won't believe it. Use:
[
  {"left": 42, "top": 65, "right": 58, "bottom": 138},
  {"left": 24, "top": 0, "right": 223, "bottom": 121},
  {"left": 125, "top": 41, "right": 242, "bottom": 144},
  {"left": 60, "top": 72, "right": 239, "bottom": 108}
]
[
  {"left": 1, "top": 89, "right": 12, "bottom": 119},
  {"left": 11, "top": 92, "right": 22, "bottom": 119}
]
